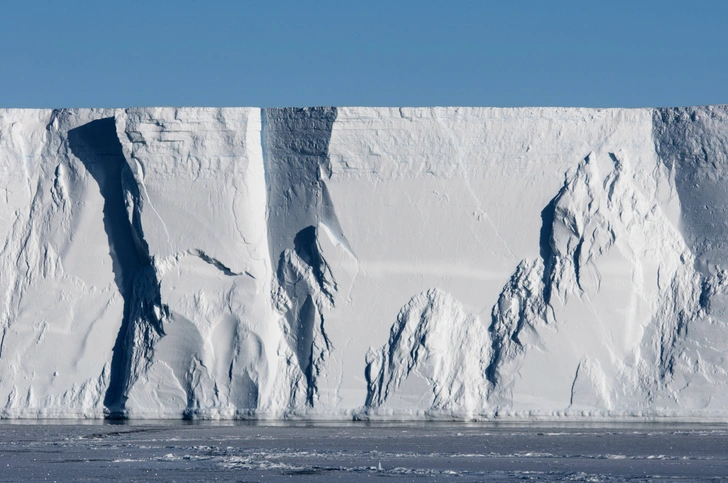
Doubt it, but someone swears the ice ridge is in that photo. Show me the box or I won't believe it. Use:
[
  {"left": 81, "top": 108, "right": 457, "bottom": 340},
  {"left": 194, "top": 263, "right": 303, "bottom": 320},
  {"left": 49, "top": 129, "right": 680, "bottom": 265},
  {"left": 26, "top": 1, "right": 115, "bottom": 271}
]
[{"left": 363, "top": 288, "right": 490, "bottom": 415}]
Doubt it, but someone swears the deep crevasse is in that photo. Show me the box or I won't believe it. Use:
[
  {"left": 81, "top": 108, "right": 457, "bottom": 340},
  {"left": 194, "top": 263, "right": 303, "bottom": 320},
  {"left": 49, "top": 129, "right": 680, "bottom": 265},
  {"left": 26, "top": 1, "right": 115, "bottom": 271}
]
[{"left": 2, "top": 106, "right": 728, "bottom": 419}]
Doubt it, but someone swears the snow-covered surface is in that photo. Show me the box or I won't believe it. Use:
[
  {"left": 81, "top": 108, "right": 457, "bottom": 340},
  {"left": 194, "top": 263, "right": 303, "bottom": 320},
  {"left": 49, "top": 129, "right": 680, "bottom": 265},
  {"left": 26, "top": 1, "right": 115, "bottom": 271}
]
[{"left": 2, "top": 106, "right": 728, "bottom": 419}]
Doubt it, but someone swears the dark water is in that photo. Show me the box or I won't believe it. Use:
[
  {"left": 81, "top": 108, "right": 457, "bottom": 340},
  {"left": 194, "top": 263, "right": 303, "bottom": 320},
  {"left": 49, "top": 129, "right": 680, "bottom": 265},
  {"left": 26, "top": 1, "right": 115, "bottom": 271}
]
[{"left": 1, "top": 421, "right": 727, "bottom": 481}]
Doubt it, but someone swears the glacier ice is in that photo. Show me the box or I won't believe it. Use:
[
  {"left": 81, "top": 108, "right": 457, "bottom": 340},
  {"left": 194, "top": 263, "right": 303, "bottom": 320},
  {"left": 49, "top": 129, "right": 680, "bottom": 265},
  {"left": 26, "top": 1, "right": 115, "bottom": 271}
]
[{"left": 2, "top": 106, "right": 728, "bottom": 419}]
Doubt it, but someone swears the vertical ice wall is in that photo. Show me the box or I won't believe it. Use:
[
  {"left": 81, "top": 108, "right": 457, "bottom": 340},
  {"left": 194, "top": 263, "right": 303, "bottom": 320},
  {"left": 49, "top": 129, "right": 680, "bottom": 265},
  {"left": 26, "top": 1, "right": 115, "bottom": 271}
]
[
  {"left": 650, "top": 106, "right": 728, "bottom": 412},
  {"left": 654, "top": 106, "right": 728, "bottom": 275},
  {"left": 2, "top": 106, "right": 728, "bottom": 419},
  {"left": 0, "top": 109, "right": 120, "bottom": 417},
  {"left": 114, "top": 108, "right": 298, "bottom": 417},
  {"left": 323, "top": 107, "right": 689, "bottom": 416},
  {"left": 66, "top": 117, "right": 166, "bottom": 416},
  {"left": 262, "top": 107, "right": 341, "bottom": 408}
]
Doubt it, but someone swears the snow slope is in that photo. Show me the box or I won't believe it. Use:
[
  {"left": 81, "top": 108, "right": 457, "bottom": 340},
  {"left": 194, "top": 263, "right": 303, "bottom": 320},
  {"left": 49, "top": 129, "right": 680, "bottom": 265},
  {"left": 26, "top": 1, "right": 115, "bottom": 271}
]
[{"left": 1, "top": 105, "right": 728, "bottom": 419}]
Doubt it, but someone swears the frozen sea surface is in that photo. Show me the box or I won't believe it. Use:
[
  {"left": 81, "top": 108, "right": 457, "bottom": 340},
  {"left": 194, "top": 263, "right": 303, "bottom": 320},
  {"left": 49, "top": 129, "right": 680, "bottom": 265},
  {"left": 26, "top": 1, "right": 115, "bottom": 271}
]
[{"left": 1, "top": 422, "right": 727, "bottom": 482}]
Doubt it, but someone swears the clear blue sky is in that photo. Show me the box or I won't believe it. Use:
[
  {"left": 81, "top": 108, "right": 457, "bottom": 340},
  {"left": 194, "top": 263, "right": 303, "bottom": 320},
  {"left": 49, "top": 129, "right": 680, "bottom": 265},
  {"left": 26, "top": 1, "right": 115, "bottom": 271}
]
[{"left": 0, "top": 0, "right": 725, "bottom": 108}]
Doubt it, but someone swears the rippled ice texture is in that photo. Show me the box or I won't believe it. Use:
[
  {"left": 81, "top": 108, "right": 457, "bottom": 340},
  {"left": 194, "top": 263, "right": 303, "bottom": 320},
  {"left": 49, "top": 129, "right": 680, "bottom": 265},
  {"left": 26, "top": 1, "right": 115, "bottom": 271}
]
[{"left": 1, "top": 422, "right": 727, "bottom": 481}]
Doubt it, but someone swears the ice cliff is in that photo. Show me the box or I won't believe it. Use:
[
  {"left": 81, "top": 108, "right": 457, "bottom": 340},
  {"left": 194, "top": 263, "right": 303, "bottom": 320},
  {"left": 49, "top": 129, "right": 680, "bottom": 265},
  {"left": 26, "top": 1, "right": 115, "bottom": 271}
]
[{"left": 2, "top": 105, "right": 728, "bottom": 419}]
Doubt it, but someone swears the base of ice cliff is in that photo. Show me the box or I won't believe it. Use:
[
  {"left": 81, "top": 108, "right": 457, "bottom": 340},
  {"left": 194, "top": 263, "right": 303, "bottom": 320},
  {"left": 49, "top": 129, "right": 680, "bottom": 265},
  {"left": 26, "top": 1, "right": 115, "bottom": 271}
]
[{"left": 2, "top": 105, "right": 728, "bottom": 420}]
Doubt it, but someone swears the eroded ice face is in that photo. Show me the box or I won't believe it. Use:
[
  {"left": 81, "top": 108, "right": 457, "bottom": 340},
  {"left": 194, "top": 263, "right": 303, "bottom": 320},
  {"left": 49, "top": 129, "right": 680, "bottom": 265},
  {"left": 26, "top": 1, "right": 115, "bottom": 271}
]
[
  {"left": 1, "top": 105, "right": 728, "bottom": 419},
  {"left": 654, "top": 106, "right": 728, "bottom": 275}
]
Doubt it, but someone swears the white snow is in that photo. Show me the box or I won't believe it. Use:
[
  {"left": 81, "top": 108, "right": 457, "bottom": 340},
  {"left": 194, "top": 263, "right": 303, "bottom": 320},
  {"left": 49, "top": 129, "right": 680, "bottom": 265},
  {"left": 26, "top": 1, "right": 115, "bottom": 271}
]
[{"left": 1, "top": 105, "right": 728, "bottom": 419}]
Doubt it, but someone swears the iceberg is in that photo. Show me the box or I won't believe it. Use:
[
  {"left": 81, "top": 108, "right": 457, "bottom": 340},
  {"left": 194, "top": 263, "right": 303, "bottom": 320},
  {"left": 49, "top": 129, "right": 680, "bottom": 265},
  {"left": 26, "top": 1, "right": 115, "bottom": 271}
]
[{"left": 1, "top": 105, "right": 728, "bottom": 419}]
